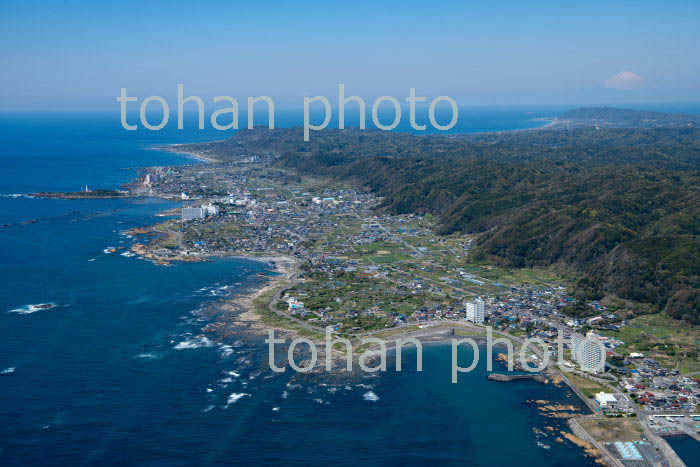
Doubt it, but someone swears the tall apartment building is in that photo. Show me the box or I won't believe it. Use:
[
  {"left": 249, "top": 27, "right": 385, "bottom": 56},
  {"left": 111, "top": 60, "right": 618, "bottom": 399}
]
[
  {"left": 571, "top": 331, "right": 605, "bottom": 374},
  {"left": 203, "top": 203, "right": 220, "bottom": 216},
  {"left": 465, "top": 298, "right": 486, "bottom": 324},
  {"left": 181, "top": 206, "right": 204, "bottom": 221},
  {"left": 144, "top": 173, "right": 161, "bottom": 185}
]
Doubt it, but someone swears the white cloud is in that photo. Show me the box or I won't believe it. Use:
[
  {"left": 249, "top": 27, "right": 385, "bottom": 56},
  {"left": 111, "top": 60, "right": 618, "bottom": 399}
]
[{"left": 604, "top": 71, "right": 644, "bottom": 90}]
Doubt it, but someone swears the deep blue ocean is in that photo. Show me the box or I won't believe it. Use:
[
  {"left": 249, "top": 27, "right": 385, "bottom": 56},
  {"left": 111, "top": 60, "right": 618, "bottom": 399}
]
[{"left": 0, "top": 107, "right": 630, "bottom": 466}]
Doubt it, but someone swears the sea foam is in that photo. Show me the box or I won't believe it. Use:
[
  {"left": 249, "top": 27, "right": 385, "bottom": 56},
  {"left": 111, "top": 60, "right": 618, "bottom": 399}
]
[
  {"left": 8, "top": 303, "right": 57, "bottom": 314},
  {"left": 173, "top": 336, "right": 214, "bottom": 350},
  {"left": 226, "top": 393, "right": 250, "bottom": 405}
]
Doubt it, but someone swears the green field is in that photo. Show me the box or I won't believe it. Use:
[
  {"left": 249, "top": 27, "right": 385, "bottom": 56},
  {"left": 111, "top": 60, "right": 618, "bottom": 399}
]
[
  {"left": 601, "top": 313, "right": 700, "bottom": 374},
  {"left": 567, "top": 373, "right": 610, "bottom": 398}
]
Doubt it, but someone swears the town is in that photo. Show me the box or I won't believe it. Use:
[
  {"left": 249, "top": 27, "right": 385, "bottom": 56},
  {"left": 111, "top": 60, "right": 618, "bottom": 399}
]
[{"left": 124, "top": 154, "right": 699, "bottom": 465}]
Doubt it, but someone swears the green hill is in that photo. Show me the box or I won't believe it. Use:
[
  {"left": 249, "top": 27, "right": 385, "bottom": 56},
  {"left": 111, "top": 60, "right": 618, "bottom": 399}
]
[{"left": 179, "top": 116, "right": 700, "bottom": 322}]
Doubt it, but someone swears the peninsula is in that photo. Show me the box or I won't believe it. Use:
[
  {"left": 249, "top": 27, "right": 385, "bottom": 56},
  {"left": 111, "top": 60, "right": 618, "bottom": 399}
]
[{"left": 49, "top": 107, "right": 700, "bottom": 466}]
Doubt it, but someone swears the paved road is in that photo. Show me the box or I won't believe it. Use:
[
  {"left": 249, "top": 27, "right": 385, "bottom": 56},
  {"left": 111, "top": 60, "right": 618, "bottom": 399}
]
[
  {"left": 264, "top": 270, "right": 323, "bottom": 334},
  {"left": 375, "top": 221, "right": 425, "bottom": 257},
  {"left": 638, "top": 411, "right": 687, "bottom": 467}
]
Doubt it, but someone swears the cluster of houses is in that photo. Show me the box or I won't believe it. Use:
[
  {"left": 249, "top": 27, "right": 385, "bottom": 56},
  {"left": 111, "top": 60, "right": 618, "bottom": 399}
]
[
  {"left": 136, "top": 161, "right": 700, "bottom": 419},
  {"left": 617, "top": 358, "right": 699, "bottom": 411},
  {"left": 595, "top": 391, "right": 633, "bottom": 414}
]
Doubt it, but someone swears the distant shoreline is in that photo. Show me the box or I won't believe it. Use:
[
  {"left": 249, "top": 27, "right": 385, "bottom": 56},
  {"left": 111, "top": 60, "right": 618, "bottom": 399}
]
[
  {"left": 150, "top": 144, "right": 222, "bottom": 163},
  {"left": 150, "top": 116, "right": 561, "bottom": 162}
]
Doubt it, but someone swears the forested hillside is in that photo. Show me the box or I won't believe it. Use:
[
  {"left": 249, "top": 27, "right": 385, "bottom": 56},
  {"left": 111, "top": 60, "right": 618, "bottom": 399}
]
[{"left": 180, "top": 117, "right": 700, "bottom": 322}]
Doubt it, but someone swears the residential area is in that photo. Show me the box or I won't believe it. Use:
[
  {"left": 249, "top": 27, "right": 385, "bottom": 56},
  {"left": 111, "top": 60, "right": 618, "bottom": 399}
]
[{"left": 127, "top": 159, "right": 699, "bottom": 464}]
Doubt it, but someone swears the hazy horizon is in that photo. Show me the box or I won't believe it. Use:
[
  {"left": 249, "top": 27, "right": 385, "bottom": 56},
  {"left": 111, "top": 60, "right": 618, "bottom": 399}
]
[{"left": 2, "top": 0, "right": 700, "bottom": 112}]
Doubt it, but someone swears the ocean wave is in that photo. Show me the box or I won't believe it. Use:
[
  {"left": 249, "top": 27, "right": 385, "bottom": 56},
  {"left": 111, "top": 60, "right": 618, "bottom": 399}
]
[
  {"left": 363, "top": 391, "right": 379, "bottom": 402},
  {"left": 173, "top": 336, "right": 214, "bottom": 350},
  {"left": 203, "top": 404, "right": 215, "bottom": 412},
  {"left": 1, "top": 367, "right": 15, "bottom": 375},
  {"left": 194, "top": 284, "right": 233, "bottom": 298},
  {"left": 226, "top": 392, "right": 250, "bottom": 405},
  {"left": 8, "top": 303, "right": 57, "bottom": 314},
  {"left": 218, "top": 344, "right": 234, "bottom": 358},
  {"left": 225, "top": 370, "right": 240, "bottom": 378},
  {"left": 272, "top": 406, "right": 280, "bottom": 412},
  {"left": 281, "top": 391, "right": 289, "bottom": 399},
  {"left": 134, "top": 352, "right": 161, "bottom": 360}
]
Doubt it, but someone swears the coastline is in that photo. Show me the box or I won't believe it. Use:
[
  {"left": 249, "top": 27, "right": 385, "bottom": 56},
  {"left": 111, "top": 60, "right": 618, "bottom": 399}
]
[
  {"left": 138, "top": 137, "right": 682, "bottom": 466},
  {"left": 471, "top": 117, "right": 560, "bottom": 135},
  {"left": 533, "top": 118, "right": 560, "bottom": 130},
  {"left": 149, "top": 144, "right": 222, "bottom": 163},
  {"left": 7, "top": 110, "right": 697, "bottom": 466},
  {"left": 138, "top": 144, "right": 550, "bottom": 357}
]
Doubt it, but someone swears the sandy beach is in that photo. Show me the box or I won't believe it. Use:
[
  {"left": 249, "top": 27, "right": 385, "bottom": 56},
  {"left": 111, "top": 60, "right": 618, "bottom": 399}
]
[{"left": 150, "top": 144, "right": 222, "bottom": 163}]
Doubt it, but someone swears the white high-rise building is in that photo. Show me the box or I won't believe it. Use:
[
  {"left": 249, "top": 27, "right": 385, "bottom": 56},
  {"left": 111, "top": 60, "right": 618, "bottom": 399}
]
[
  {"left": 571, "top": 331, "right": 605, "bottom": 374},
  {"left": 181, "top": 206, "right": 204, "bottom": 221},
  {"left": 203, "top": 203, "right": 220, "bottom": 216},
  {"left": 465, "top": 298, "right": 486, "bottom": 324}
]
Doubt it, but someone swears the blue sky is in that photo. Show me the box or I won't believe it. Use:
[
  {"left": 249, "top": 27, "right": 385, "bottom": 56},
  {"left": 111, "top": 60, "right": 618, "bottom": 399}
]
[{"left": 1, "top": 0, "right": 699, "bottom": 110}]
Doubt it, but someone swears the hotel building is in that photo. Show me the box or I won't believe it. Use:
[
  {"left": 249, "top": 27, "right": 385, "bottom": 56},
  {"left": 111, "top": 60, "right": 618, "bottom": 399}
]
[{"left": 465, "top": 298, "right": 486, "bottom": 325}]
